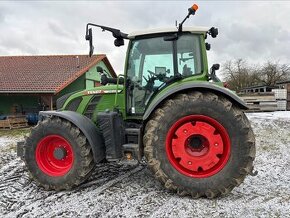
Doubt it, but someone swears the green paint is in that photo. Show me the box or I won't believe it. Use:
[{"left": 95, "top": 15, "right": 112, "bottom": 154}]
[
  {"left": 57, "top": 61, "right": 112, "bottom": 98},
  {"left": 57, "top": 74, "right": 86, "bottom": 98},
  {"left": 60, "top": 84, "right": 125, "bottom": 121},
  {"left": 59, "top": 32, "right": 234, "bottom": 123}
]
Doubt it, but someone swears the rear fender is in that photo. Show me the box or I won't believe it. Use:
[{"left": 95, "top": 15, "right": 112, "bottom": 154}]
[
  {"left": 143, "top": 82, "right": 248, "bottom": 120},
  {"left": 39, "top": 111, "right": 105, "bottom": 163}
]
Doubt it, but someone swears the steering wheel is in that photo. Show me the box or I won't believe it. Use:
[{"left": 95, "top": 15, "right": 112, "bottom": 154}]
[
  {"left": 147, "top": 69, "right": 169, "bottom": 84},
  {"left": 147, "top": 70, "right": 158, "bottom": 77}
]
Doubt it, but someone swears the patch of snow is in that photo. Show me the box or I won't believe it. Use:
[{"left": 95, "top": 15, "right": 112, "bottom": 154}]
[
  {"left": 0, "top": 136, "right": 17, "bottom": 147},
  {"left": 0, "top": 112, "right": 289, "bottom": 217},
  {"left": 246, "top": 111, "right": 290, "bottom": 120}
]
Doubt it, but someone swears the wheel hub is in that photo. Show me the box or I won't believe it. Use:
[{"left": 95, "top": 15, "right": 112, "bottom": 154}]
[
  {"left": 166, "top": 115, "right": 231, "bottom": 178},
  {"left": 185, "top": 135, "right": 209, "bottom": 157},
  {"left": 53, "top": 147, "right": 67, "bottom": 160},
  {"left": 187, "top": 135, "right": 204, "bottom": 149}
]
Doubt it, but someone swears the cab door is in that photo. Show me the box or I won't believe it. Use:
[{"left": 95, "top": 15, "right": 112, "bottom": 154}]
[{"left": 125, "top": 34, "right": 203, "bottom": 117}]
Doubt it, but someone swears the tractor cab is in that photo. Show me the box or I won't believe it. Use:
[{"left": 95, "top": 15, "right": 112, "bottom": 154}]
[
  {"left": 125, "top": 27, "right": 208, "bottom": 115},
  {"left": 85, "top": 4, "right": 219, "bottom": 117}
]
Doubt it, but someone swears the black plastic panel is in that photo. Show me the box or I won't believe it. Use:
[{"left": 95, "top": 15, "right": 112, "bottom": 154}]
[
  {"left": 97, "top": 111, "right": 125, "bottom": 160},
  {"left": 84, "top": 95, "right": 101, "bottom": 120},
  {"left": 65, "top": 97, "right": 82, "bottom": 112},
  {"left": 56, "top": 91, "right": 78, "bottom": 110}
]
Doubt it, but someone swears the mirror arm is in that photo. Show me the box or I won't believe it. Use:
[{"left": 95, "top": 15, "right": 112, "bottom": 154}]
[{"left": 86, "top": 23, "right": 128, "bottom": 39}]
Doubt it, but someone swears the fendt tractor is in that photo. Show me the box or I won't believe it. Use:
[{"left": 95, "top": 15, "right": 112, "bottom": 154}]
[{"left": 17, "top": 4, "right": 256, "bottom": 198}]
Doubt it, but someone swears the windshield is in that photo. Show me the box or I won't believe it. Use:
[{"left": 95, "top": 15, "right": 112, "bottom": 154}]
[{"left": 127, "top": 34, "right": 202, "bottom": 114}]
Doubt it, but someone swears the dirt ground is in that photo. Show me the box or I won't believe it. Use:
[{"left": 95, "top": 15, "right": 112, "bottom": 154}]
[{"left": 0, "top": 112, "right": 289, "bottom": 217}]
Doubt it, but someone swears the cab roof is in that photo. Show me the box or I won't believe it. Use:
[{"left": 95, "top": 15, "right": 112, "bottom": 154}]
[{"left": 128, "top": 26, "right": 210, "bottom": 39}]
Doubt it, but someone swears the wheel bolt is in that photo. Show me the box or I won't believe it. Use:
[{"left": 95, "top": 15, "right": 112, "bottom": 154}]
[
  {"left": 188, "top": 161, "right": 192, "bottom": 165},
  {"left": 214, "top": 143, "right": 218, "bottom": 147},
  {"left": 183, "top": 129, "right": 188, "bottom": 134}
]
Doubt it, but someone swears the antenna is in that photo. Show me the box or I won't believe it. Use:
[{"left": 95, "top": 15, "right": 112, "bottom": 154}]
[{"left": 178, "top": 4, "right": 199, "bottom": 32}]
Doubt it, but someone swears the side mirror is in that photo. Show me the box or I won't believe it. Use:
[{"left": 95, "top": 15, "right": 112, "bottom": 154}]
[
  {"left": 212, "top": 63, "right": 220, "bottom": 71},
  {"left": 210, "top": 64, "right": 221, "bottom": 82},
  {"left": 85, "top": 28, "right": 94, "bottom": 57},
  {"left": 209, "top": 27, "right": 218, "bottom": 38},
  {"left": 114, "top": 38, "right": 125, "bottom": 47}
]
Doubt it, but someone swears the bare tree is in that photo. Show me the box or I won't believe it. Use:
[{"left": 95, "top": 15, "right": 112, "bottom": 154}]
[
  {"left": 222, "top": 59, "right": 259, "bottom": 92},
  {"left": 222, "top": 59, "right": 290, "bottom": 92},
  {"left": 258, "top": 61, "right": 290, "bottom": 86}
]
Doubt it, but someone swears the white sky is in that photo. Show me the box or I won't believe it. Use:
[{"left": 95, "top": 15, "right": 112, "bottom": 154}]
[{"left": 0, "top": 1, "right": 290, "bottom": 74}]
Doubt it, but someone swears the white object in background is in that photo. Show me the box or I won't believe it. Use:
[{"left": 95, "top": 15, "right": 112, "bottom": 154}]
[
  {"left": 277, "top": 100, "right": 287, "bottom": 111},
  {"left": 272, "top": 89, "right": 287, "bottom": 100}
]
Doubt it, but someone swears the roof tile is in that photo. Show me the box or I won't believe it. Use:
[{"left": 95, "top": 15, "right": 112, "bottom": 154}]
[{"left": 0, "top": 54, "right": 112, "bottom": 93}]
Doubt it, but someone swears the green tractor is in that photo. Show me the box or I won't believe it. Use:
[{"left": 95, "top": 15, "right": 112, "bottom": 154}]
[{"left": 18, "top": 4, "right": 256, "bottom": 198}]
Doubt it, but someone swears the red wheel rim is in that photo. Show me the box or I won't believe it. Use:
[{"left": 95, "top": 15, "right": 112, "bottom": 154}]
[
  {"left": 35, "top": 135, "right": 74, "bottom": 177},
  {"left": 166, "top": 115, "right": 231, "bottom": 178}
]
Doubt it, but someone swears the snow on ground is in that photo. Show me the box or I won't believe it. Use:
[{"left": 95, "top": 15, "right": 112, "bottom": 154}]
[
  {"left": 0, "top": 112, "right": 290, "bottom": 217},
  {"left": 0, "top": 136, "right": 22, "bottom": 147}
]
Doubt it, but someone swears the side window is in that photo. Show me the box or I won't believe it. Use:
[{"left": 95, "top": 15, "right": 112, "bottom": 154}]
[
  {"left": 127, "top": 41, "right": 142, "bottom": 81},
  {"left": 177, "top": 35, "right": 202, "bottom": 76},
  {"left": 178, "top": 52, "right": 195, "bottom": 76}
]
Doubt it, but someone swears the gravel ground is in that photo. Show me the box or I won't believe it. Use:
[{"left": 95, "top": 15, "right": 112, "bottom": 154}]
[{"left": 0, "top": 112, "right": 289, "bottom": 217}]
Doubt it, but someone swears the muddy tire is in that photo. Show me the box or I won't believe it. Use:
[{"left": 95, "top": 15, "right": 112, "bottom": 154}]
[
  {"left": 144, "top": 91, "right": 255, "bottom": 198},
  {"left": 23, "top": 117, "right": 95, "bottom": 190}
]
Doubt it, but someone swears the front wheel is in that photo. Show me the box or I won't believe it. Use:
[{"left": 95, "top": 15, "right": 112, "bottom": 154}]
[
  {"left": 144, "top": 91, "right": 255, "bottom": 198},
  {"left": 23, "top": 117, "right": 95, "bottom": 190}
]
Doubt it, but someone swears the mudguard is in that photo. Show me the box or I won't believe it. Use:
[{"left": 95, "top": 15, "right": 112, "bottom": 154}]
[
  {"left": 143, "top": 82, "right": 248, "bottom": 120},
  {"left": 39, "top": 110, "right": 105, "bottom": 163}
]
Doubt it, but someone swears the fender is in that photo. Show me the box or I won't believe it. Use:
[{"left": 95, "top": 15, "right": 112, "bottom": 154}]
[
  {"left": 39, "top": 110, "right": 105, "bottom": 163},
  {"left": 143, "top": 82, "right": 248, "bottom": 120}
]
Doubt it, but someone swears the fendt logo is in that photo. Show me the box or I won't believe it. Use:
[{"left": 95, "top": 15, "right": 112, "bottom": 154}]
[{"left": 84, "top": 90, "right": 121, "bottom": 95}]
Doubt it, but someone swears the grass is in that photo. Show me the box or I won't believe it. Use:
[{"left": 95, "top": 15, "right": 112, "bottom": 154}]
[{"left": 0, "top": 127, "right": 31, "bottom": 137}]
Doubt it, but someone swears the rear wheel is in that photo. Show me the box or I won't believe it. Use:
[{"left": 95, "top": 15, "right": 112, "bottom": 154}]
[
  {"left": 24, "top": 117, "right": 95, "bottom": 190},
  {"left": 144, "top": 91, "right": 255, "bottom": 198}
]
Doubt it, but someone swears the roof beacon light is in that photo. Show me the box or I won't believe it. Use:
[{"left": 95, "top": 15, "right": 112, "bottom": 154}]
[
  {"left": 190, "top": 4, "right": 199, "bottom": 14},
  {"left": 178, "top": 3, "right": 199, "bottom": 32}
]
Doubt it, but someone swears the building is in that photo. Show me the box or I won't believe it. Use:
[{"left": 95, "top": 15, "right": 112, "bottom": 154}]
[{"left": 0, "top": 54, "right": 116, "bottom": 116}]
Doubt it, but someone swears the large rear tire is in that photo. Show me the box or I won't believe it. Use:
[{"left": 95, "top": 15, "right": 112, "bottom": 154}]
[
  {"left": 144, "top": 91, "right": 255, "bottom": 198},
  {"left": 23, "top": 117, "right": 95, "bottom": 190}
]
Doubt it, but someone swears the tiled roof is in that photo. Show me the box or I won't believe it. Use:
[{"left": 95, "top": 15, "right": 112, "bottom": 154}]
[{"left": 0, "top": 54, "right": 116, "bottom": 94}]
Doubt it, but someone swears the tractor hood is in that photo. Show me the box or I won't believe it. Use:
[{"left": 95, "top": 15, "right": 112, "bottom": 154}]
[{"left": 56, "top": 84, "right": 123, "bottom": 110}]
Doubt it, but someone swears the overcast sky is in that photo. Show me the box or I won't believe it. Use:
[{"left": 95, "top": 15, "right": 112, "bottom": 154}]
[{"left": 0, "top": 1, "right": 290, "bottom": 74}]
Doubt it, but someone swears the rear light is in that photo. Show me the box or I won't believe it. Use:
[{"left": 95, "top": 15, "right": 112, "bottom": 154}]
[{"left": 223, "top": 82, "right": 229, "bottom": 89}]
